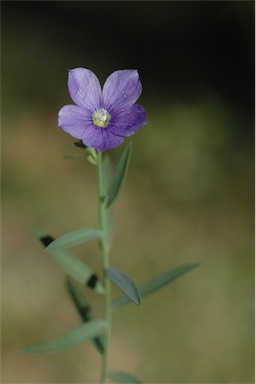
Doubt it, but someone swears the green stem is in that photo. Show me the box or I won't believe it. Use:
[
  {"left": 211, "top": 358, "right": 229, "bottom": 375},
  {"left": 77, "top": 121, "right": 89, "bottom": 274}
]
[{"left": 97, "top": 151, "right": 111, "bottom": 384}]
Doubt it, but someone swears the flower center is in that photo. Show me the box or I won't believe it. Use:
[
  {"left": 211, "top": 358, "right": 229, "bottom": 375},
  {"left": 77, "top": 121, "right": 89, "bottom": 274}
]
[{"left": 93, "top": 108, "right": 111, "bottom": 128}]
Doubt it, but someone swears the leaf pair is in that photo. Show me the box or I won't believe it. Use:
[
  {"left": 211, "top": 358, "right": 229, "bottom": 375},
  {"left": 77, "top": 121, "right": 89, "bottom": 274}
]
[
  {"left": 113, "top": 263, "right": 200, "bottom": 309},
  {"left": 21, "top": 266, "right": 106, "bottom": 355},
  {"left": 66, "top": 279, "right": 105, "bottom": 354},
  {"left": 106, "top": 264, "right": 200, "bottom": 311},
  {"left": 32, "top": 226, "right": 104, "bottom": 294}
]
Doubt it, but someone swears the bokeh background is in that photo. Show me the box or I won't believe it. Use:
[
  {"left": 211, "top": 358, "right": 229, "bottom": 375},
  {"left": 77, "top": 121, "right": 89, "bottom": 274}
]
[{"left": 2, "top": 1, "right": 254, "bottom": 383}]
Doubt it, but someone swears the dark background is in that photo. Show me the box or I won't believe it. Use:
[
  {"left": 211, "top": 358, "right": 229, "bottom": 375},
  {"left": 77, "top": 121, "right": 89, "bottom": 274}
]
[
  {"left": 2, "top": 2, "right": 254, "bottom": 117},
  {"left": 2, "top": 1, "right": 254, "bottom": 383}
]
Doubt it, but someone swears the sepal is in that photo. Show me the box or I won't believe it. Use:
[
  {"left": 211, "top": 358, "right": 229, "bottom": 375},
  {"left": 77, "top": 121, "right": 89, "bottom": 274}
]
[{"left": 86, "top": 147, "right": 98, "bottom": 165}]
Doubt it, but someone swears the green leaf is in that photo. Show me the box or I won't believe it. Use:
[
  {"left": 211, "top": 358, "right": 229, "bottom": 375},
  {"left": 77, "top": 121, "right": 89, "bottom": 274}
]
[
  {"left": 48, "top": 248, "right": 105, "bottom": 294},
  {"left": 21, "top": 320, "right": 107, "bottom": 355},
  {"left": 45, "top": 228, "right": 102, "bottom": 250},
  {"left": 66, "top": 279, "right": 92, "bottom": 322},
  {"left": 104, "top": 143, "right": 132, "bottom": 208},
  {"left": 31, "top": 226, "right": 105, "bottom": 294},
  {"left": 63, "top": 154, "right": 85, "bottom": 159},
  {"left": 112, "top": 263, "right": 200, "bottom": 309},
  {"left": 106, "top": 267, "right": 140, "bottom": 306},
  {"left": 66, "top": 279, "right": 105, "bottom": 354},
  {"left": 102, "top": 155, "right": 114, "bottom": 251},
  {"left": 108, "top": 371, "right": 142, "bottom": 383}
]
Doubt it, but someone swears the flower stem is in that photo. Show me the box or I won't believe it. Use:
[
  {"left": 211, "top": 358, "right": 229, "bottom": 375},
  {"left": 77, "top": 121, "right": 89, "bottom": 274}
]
[{"left": 97, "top": 151, "right": 111, "bottom": 384}]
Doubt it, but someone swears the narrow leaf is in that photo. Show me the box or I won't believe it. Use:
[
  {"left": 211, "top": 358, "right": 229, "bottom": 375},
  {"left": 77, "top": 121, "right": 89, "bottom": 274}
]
[
  {"left": 31, "top": 226, "right": 105, "bottom": 294},
  {"left": 21, "top": 320, "right": 107, "bottom": 355},
  {"left": 45, "top": 227, "right": 102, "bottom": 250},
  {"left": 139, "top": 263, "right": 200, "bottom": 297},
  {"left": 106, "top": 267, "right": 140, "bottom": 306},
  {"left": 112, "top": 263, "right": 200, "bottom": 309},
  {"left": 66, "top": 279, "right": 105, "bottom": 354},
  {"left": 63, "top": 154, "right": 85, "bottom": 159},
  {"left": 108, "top": 371, "right": 142, "bottom": 383},
  {"left": 102, "top": 155, "right": 114, "bottom": 251},
  {"left": 66, "top": 279, "right": 92, "bottom": 322},
  {"left": 105, "top": 143, "right": 132, "bottom": 207}
]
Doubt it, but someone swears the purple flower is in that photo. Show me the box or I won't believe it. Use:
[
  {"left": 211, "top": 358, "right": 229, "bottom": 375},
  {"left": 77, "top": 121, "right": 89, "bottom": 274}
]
[{"left": 58, "top": 68, "right": 147, "bottom": 152}]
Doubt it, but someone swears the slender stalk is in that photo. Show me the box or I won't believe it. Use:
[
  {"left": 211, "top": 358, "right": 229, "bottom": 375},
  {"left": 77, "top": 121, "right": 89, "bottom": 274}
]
[{"left": 97, "top": 151, "right": 111, "bottom": 384}]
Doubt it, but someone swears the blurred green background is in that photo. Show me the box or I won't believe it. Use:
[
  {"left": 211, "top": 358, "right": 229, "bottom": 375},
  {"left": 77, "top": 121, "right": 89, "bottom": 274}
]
[{"left": 2, "top": 1, "right": 254, "bottom": 383}]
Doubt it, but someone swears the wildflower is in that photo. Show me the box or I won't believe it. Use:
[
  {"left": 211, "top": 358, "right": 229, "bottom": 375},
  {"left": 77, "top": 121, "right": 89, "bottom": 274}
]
[{"left": 58, "top": 68, "right": 147, "bottom": 152}]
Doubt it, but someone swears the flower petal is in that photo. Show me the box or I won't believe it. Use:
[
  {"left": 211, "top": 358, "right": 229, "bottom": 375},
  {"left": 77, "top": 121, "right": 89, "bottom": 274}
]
[
  {"left": 81, "top": 124, "right": 124, "bottom": 152},
  {"left": 102, "top": 70, "right": 142, "bottom": 113},
  {"left": 58, "top": 105, "right": 91, "bottom": 139},
  {"left": 108, "top": 104, "right": 147, "bottom": 137},
  {"left": 68, "top": 68, "right": 101, "bottom": 111}
]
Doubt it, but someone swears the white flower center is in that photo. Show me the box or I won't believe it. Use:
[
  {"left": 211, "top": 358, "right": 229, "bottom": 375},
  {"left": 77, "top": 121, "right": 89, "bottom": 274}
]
[{"left": 93, "top": 108, "right": 111, "bottom": 128}]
